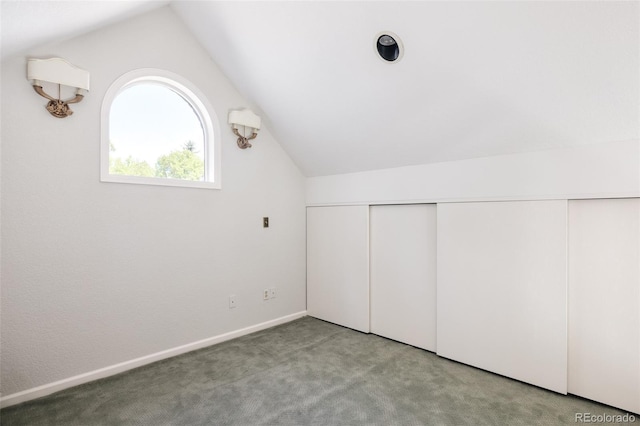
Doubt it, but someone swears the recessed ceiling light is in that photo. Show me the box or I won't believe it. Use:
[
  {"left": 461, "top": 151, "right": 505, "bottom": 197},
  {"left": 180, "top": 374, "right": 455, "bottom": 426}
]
[{"left": 375, "top": 32, "right": 403, "bottom": 63}]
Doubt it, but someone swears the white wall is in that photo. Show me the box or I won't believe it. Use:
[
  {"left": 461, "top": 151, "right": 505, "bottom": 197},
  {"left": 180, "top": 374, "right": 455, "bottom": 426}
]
[
  {"left": 306, "top": 139, "right": 640, "bottom": 205},
  {"left": 0, "top": 7, "right": 306, "bottom": 400}
]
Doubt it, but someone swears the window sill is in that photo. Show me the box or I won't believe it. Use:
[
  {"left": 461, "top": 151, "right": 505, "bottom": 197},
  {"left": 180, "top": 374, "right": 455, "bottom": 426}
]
[{"left": 100, "top": 174, "right": 221, "bottom": 190}]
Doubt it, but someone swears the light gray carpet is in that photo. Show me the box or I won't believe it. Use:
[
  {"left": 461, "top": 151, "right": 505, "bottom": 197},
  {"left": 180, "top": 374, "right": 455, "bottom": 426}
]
[{"left": 1, "top": 317, "right": 636, "bottom": 425}]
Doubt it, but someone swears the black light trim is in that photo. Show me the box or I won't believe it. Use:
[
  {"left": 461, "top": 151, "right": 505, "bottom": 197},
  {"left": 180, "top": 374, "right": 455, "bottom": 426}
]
[
  {"left": 375, "top": 32, "right": 403, "bottom": 63},
  {"left": 377, "top": 34, "right": 399, "bottom": 62}
]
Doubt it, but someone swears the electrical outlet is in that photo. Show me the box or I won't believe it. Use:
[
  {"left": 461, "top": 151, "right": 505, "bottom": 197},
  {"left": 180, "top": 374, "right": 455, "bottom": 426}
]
[
  {"left": 263, "top": 289, "right": 270, "bottom": 300},
  {"left": 229, "top": 295, "right": 237, "bottom": 309},
  {"left": 269, "top": 287, "right": 276, "bottom": 299}
]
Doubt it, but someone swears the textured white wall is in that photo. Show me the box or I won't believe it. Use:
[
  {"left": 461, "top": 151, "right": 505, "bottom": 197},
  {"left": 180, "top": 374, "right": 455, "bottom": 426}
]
[
  {"left": 306, "top": 139, "right": 640, "bottom": 205},
  {"left": 0, "top": 7, "right": 306, "bottom": 397}
]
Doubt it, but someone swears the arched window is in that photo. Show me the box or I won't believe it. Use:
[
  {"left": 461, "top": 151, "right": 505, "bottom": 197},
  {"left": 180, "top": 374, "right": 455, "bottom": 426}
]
[{"left": 101, "top": 69, "right": 221, "bottom": 189}]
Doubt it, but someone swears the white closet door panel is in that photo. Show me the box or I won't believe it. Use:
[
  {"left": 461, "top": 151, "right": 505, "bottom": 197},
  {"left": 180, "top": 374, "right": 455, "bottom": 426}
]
[
  {"left": 307, "top": 206, "right": 369, "bottom": 333},
  {"left": 370, "top": 204, "right": 437, "bottom": 351},
  {"left": 437, "top": 200, "right": 568, "bottom": 394},
  {"left": 568, "top": 198, "right": 640, "bottom": 414}
]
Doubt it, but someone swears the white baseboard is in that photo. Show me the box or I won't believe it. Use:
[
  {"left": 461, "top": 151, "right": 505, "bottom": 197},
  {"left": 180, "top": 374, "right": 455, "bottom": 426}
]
[{"left": 0, "top": 311, "right": 307, "bottom": 409}]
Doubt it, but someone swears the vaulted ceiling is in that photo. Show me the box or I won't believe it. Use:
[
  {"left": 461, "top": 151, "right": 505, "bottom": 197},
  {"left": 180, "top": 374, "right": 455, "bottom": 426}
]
[{"left": 2, "top": 1, "right": 638, "bottom": 177}]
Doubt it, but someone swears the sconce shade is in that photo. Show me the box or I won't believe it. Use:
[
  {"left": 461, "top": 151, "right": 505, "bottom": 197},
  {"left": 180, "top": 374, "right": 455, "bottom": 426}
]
[
  {"left": 228, "top": 109, "right": 261, "bottom": 149},
  {"left": 228, "top": 109, "right": 261, "bottom": 130},
  {"left": 27, "top": 58, "right": 90, "bottom": 91}
]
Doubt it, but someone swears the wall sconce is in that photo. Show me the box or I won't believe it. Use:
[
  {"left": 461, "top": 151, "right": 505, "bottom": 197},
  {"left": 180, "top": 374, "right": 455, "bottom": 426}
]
[
  {"left": 27, "top": 58, "right": 90, "bottom": 118},
  {"left": 228, "top": 109, "right": 261, "bottom": 149}
]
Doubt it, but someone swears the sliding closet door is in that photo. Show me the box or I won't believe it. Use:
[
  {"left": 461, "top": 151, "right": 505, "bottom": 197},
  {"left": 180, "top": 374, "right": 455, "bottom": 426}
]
[
  {"left": 307, "top": 206, "right": 369, "bottom": 333},
  {"left": 370, "top": 204, "right": 436, "bottom": 351},
  {"left": 568, "top": 198, "right": 640, "bottom": 414},
  {"left": 437, "top": 200, "right": 567, "bottom": 394}
]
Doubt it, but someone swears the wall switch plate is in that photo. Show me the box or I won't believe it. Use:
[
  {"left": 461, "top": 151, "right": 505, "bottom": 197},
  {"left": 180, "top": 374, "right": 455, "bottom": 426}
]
[
  {"left": 263, "top": 217, "right": 269, "bottom": 228},
  {"left": 229, "top": 295, "right": 237, "bottom": 309},
  {"left": 269, "top": 287, "right": 276, "bottom": 299}
]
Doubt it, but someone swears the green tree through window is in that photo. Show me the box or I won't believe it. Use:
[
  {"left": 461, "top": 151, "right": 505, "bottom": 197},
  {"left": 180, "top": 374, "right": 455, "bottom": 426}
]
[
  {"left": 110, "top": 141, "right": 204, "bottom": 181},
  {"left": 155, "top": 146, "right": 204, "bottom": 181}
]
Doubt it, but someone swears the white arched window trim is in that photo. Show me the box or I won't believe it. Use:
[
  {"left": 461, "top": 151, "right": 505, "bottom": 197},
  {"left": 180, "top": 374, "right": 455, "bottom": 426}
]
[{"left": 100, "top": 68, "right": 221, "bottom": 189}]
